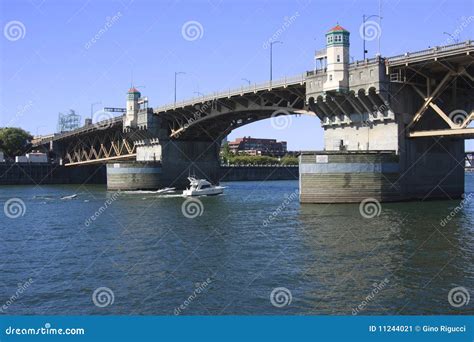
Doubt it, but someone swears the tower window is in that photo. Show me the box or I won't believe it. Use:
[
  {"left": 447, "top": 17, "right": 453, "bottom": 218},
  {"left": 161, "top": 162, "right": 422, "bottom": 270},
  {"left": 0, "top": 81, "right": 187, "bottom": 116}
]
[
  {"left": 329, "top": 75, "right": 333, "bottom": 81},
  {"left": 337, "top": 55, "right": 340, "bottom": 62}
]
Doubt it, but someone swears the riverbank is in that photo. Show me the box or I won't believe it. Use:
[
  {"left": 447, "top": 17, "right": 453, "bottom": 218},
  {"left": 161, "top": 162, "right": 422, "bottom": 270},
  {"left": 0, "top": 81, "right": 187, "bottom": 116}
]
[{"left": 0, "top": 163, "right": 298, "bottom": 185}]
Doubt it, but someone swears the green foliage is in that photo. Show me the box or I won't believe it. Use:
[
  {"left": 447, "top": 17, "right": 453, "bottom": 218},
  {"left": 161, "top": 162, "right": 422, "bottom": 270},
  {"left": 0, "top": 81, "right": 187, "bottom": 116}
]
[
  {"left": 228, "top": 155, "right": 279, "bottom": 165},
  {"left": 221, "top": 142, "right": 231, "bottom": 164},
  {"left": 0, "top": 127, "right": 33, "bottom": 158},
  {"left": 280, "top": 155, "right": 298, "bottom": 165}
]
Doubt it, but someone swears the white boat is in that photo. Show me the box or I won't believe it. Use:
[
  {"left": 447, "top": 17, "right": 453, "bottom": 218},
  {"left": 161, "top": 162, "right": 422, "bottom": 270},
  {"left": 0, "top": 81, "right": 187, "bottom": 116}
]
[
  {"left": 182, "top": 177, "right": 225, "bottom": 197},
  {"left": 156, "top": 187, "right": 175, "bottom": 194}
]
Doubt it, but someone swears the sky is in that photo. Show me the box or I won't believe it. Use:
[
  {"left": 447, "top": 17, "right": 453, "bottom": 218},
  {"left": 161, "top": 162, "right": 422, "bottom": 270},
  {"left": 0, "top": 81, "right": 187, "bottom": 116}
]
[{"left": 0, "top": 0, "right": 473, "bottom": 150}]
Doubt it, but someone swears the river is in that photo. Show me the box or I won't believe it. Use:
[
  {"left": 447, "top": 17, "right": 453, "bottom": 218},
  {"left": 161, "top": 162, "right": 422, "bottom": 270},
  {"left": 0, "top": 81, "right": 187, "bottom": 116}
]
[{"left": 0, "top": 174, "right": 473, "bottom": 315}]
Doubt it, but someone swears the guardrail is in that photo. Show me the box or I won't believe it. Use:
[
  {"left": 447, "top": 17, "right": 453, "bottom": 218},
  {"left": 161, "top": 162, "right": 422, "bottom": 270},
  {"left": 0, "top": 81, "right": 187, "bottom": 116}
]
[
  {"left": 385, "top": 40, "right": 472, "bottom": 64},
  {"left": 32, "top": 116, "right": 123, "bottom": 145},
  {"left": 155, "top": 73, "right": 306, "bottom": 112}
]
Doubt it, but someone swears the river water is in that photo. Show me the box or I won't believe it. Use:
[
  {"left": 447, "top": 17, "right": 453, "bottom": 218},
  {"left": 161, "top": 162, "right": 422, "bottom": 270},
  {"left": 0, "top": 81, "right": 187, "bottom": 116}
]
[{"left": 0, "top": 175, "right": 473, "bottom": 315}]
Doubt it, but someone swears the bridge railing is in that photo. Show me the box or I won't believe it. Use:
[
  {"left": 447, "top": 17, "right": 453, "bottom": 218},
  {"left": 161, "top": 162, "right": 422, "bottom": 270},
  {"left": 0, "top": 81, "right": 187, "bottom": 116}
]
[
  {"left": 156, "top": 73, "right": 306, "bottom": 112},
  {"left": 386, "top": 40, "right": 472, "bottom": 64}
]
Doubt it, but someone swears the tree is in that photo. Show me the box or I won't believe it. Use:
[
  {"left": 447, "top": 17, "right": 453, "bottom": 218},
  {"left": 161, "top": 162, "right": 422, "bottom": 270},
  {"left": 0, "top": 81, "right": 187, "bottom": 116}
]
[
  {"left": 221, "top": 142, "right": 231, "bottom": 164},
  {"left": 0, "top": 127, "right": 33, "bottom": 158},
  {"left": 281, "top": 155, "right": 299, "bottom": 165}
]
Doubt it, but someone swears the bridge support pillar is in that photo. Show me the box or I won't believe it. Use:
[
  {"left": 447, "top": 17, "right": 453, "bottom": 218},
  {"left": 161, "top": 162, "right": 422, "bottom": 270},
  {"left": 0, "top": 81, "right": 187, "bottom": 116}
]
[
  {"left": 105, "top": 140, "right": 221, "bottom": 190},
  {"left": 299, "top": 137, "right": 465, "bottom": 203}
]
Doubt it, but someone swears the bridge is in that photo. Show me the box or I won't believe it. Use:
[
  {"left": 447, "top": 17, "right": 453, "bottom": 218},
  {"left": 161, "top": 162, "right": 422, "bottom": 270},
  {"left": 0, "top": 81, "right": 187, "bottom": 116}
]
[{"left": 32, "top": 25, "right": 473, "bottom": 202}]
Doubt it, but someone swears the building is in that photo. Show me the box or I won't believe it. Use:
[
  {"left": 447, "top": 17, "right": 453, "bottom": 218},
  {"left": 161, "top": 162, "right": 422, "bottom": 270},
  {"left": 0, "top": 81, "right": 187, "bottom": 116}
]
[
  {"left": 15, "top": 152, "right": 48, "bottom": 163},
  {"left": 227, "top": 137, "right": 287, "bottom": 157}
]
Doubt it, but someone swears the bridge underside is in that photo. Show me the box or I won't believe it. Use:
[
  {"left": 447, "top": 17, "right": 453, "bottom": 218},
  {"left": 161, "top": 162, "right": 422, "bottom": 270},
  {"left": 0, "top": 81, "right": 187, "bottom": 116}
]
[
  {"left": 157, "top": 83, "right": 309, "bottom": 140},
  {"left": 388, "top": 47, "right": 474, "bottom": 138}
]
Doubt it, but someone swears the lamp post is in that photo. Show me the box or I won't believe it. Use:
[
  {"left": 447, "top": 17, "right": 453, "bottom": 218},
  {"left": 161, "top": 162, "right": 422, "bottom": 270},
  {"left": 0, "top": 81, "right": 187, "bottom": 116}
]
[
  {"left": 91, "top": 101, "right": 101, "bottom": 120},
  {"left": 443, "top": 32, "right": 458, "bottom": 44},
  {"left": 174, "top": 71, "right": 186, "bottom": 105},
  {"left": 270, "top": 40, "right": 282, "bottom": 84},
  {"left": 241, "top": 78, "right": 251, "bottom": 86},
  {"left": 362, "top": 14, "right": 382, "bottom": 60},
  {"left": 194, "top": 91, "right": 204, "bottom": 97}
]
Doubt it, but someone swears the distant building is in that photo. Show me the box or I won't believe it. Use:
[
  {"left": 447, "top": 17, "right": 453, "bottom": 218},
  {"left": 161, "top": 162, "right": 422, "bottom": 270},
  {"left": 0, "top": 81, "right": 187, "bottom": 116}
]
[
  {"left": 228, "top": 136, "right": 287, "bottom": 157},
  {"left": 15, "top": 152, "right": 48, "bottom": 163}
]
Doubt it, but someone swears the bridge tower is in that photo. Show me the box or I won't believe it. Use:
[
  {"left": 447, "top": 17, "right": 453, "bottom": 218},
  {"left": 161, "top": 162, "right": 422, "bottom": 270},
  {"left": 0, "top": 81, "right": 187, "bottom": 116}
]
[
  {"left": 323, "top": 25, "right": 350, "bottom": 92},
  {"left": 125, "top": 87, "right": 140, "bottom": 128}
]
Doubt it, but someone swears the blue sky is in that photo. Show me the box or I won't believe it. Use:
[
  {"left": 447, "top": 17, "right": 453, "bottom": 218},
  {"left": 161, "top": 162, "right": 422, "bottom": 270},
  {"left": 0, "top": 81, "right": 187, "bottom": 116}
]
[{"left": 0, "top": 0, "right": 473, "bottom": 150}]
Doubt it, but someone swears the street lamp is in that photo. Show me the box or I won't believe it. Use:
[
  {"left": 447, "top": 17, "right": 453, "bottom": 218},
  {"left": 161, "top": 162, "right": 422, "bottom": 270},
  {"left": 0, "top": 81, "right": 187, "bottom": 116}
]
[
  {"left": 443, "top": 32, "right": 458, "bottom": 44},
  {"left": 174, "top": 71, "right": 186, "bottom": 105},
  {"left": 91, "top": 101, "right": 101, "bottom": 120},
  {"left": 194, "top": 91, "right": 204, "bottom": 97},
  {"left": 241, "top": 78, "right": 251, "bottom": 86},
  {"left": 362, "top": 14, "right": 382, "bottom": 60},
  {"left": 270, "top": 40, "right": 282, "bottom": 84}
]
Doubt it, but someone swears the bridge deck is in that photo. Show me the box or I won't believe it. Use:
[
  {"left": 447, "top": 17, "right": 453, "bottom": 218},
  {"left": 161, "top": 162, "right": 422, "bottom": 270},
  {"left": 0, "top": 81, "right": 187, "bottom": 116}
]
[{"left": 32, "top": 40, "right": 473, "bottom": 147}]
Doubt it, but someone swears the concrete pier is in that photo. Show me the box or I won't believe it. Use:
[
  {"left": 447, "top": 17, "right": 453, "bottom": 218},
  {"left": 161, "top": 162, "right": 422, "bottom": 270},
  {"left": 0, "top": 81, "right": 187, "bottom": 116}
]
[{"left": 299, "top": 151, "right": 400, "bottom": 203}]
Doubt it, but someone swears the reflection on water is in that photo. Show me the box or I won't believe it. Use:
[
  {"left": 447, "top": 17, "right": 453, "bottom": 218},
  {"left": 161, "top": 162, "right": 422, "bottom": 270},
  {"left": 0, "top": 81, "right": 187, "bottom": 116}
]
[{"left": 0, "top": 175, "right": 473, "bottom": 315}]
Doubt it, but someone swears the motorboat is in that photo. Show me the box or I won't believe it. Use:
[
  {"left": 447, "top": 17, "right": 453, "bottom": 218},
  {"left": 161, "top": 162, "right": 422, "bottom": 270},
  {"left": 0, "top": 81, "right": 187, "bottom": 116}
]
[{"left": 182, "top": 177, "right": 225, "bottom": 197}]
